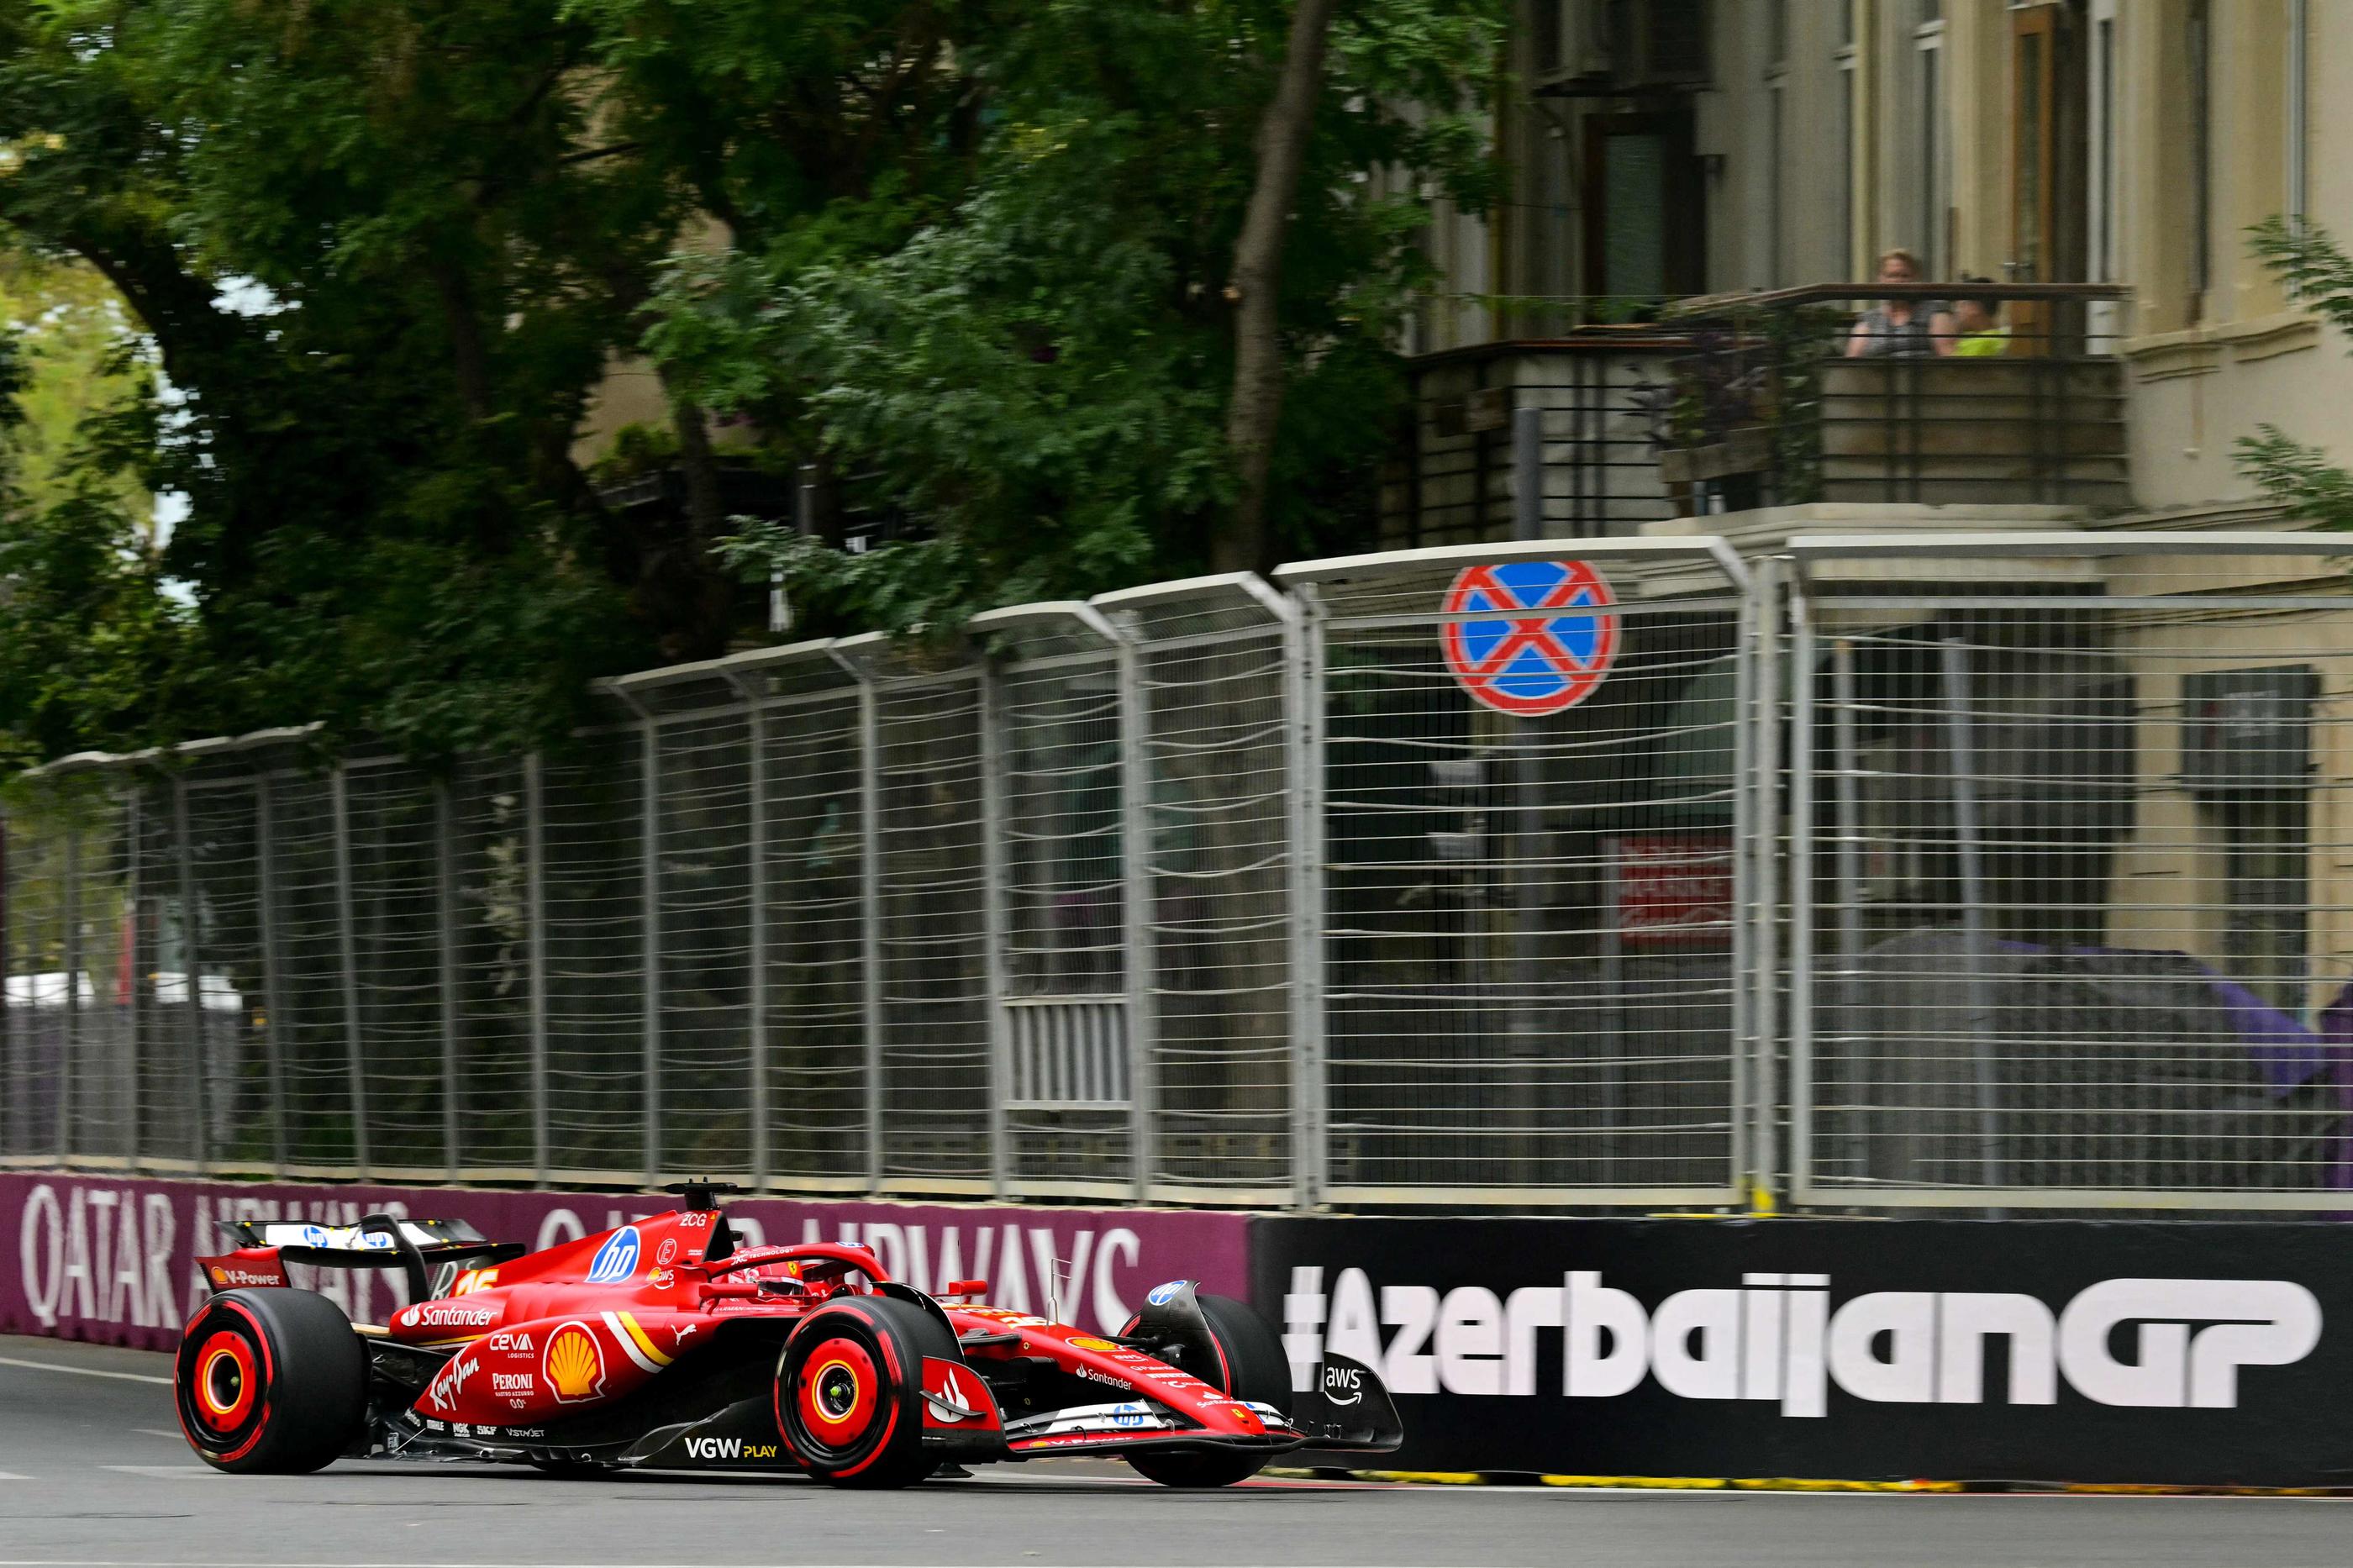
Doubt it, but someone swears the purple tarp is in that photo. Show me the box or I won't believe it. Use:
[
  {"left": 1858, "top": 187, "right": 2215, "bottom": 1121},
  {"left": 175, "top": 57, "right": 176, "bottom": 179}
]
[{"left": 0, "top": 1174, "right": 1250, "bottom": 1352}]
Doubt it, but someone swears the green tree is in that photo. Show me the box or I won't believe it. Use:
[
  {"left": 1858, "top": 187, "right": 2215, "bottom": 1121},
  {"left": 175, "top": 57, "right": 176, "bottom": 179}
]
[
  {"left": 2240, "top": 217, "right": 2353, "bottom": 529},
  {"left": 655, "top": 0, "right": 1503, "bottom": 634},
  {"left": 0, "top": 0, "right": 1502, "bottom": 765}
]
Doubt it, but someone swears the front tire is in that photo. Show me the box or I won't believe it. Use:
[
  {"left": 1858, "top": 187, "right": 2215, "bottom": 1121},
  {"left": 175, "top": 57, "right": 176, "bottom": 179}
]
[
  {"left": 1124, "top": 1293, "right": 1290, "bottom": 1489},
  {"left": 176, "top": 1289, "right": 366, "bottom": 1475},
  {"left": 775, "top": 1296, "right": 957, "bottom": 1488}
]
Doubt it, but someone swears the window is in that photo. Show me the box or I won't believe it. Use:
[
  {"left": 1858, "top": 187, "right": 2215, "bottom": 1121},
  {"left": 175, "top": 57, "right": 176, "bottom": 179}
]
[
  {"left": 2287, "top": 0, "right": 2308, "bottom": 237},
  {"left": 1915, "top": 7, "right": 1948, "bottom": 273},
  {"left": 1534, "top": 0, "right": 1563, "bottom": 77},
  {"left": 2188, "top": 0, "right": 2211, "bottom": 314},
  {"left": 2088, "top": 2, "right": 2119, "bottom": 344},
  {"left": 2218, "top": 795, "right": 2311, "bottom": 1016},
  {"left": 2182, "top": 666, "right": 2318, "bottom": 1017},
  {"left": 2092, "top": 10, "right": 2115, "bottom": 282},
  {"left": 1582, "top": 109, "right": 1703, "bottom": 298},
  {"left": 1836, "top": 25, "right": 1859, "bottom": 277},
  {"left": 1767, "top": 66, "right": 1787, "bottom": 287}
]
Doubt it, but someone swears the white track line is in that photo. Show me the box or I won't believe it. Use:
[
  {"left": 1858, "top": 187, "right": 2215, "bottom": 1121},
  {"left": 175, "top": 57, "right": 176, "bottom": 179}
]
[
  {"left": 0, "top": 1354, "right": 171, "bottom": 1386},
  {"left": 0, "top": 1472, "right": 29, "bottom": 1481}
]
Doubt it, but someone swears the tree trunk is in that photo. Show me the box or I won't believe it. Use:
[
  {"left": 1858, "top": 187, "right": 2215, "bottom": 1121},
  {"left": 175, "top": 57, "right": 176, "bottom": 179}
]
[
  {"left": 1214, "top": 0, "right": 1340, "bottom": 576},
  {"left": 647, "top": 362, "right": 737, "bottom": 661}
]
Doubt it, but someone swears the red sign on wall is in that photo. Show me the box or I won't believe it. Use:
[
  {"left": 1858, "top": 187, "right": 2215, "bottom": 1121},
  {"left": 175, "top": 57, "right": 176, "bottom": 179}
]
[{"left": 1608, "top": 833, "right": 1734, "bottom": 948}]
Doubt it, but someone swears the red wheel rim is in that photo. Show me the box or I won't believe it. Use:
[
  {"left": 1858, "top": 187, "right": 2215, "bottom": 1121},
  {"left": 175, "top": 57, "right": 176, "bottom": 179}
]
[
  {"left": 192, "top": 1330, "right": 258, "bottom": 1432},
  {"left": 795, "top": 1337, "right": 880, "bottom": 1446}
]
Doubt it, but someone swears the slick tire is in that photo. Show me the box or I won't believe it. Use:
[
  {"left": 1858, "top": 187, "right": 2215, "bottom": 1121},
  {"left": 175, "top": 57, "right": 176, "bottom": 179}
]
[
  {"left": 1124, "top": 1293, "right": 1289, "bottom": 1489},
  {"left": 176, "top": 1288, "right": 366, "bottom": 1475},
  {"left": 776, "top": 1295, "right": 958, "bottom": 1488}
]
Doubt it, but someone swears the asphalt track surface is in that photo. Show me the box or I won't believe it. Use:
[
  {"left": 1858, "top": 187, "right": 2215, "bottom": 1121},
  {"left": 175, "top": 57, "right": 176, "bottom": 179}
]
[{"left": 2, "top": 1336, "right": 2346, "bottom": 1568}]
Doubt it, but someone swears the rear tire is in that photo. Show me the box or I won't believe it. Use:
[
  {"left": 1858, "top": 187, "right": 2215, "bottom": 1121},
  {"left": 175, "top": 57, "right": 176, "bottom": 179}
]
[
  {"left": 775, "top": 1296, "right": 957, "bottom": 1489},
  {"left": 1124, "top": 1293, "right": 1288, "bottom": 1489},
  {"left": 176, "top": 1289, "right": 366, "bottom": 1475}
]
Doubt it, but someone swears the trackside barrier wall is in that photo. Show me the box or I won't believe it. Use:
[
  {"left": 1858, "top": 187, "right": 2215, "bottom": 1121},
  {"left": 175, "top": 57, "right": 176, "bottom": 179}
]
[
  {"left": 6, "top": 1171, "right": 2350, "bottom": 1489},
  {"left": 7, "top": 533, "right": 2353, "bottom": 1215},
  {"left": 0, "top": 1171, "right": 1247, "bottom": 1355},
  {"left": 1249, "top": 1213, "right": 2353, "bottom": 1487}
]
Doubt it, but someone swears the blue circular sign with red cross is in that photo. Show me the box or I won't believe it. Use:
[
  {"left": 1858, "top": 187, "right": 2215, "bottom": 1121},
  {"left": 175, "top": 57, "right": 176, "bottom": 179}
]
[{"left": 1440, "top": 560, "right": 1620, "bottom": 717}]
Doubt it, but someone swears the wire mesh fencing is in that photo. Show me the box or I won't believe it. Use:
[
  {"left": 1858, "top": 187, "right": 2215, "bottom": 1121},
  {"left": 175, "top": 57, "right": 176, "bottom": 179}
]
[
  {"left": 5, "top": 532, "right": 2351, "bottom": 1212},
  {"left": 1279, "top": 539, "right": 1756, "bottom": 1205},
  {"left": 1790, "top": 534, "right": 2353, "bottom": 1209}
]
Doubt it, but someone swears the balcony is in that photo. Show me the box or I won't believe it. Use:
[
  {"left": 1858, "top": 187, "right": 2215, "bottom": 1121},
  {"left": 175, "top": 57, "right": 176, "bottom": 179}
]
[
  {"left": 1657, "top": 282, "right": 2133, "bottom": 512},
  {"left": 1380, "top": 285, "right": 2133, "bottom": 550}
]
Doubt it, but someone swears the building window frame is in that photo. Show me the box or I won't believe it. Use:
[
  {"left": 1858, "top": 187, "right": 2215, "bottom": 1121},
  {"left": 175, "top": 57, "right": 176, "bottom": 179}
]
[
  {"left": 2187, "top": 0, "right": 2212, "bottom": 317},
  {"left": 1835, "top": 34, "right": 1858, "bottom": 279},
  {"left": 1913, "top": 9, "right": 1948, "bottom": 275}
]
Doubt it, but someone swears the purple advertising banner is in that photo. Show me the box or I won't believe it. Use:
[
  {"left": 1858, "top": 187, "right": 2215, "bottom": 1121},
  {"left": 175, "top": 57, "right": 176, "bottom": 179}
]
[{"left": 0, "top": 1173, "right": 1250, "bottom": 1353}]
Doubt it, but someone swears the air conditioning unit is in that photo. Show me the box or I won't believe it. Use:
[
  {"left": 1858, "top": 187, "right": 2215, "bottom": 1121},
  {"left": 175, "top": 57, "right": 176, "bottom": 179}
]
[
  {"left": 1538, "top": 1, "right": 1711, "bottom": 94},
  {"left": 1607, "top": 0, "right": 1712, "bottom": 90}
]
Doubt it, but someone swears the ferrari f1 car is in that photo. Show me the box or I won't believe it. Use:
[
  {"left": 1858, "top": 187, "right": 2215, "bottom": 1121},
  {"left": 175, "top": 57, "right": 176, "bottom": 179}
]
[{"left": 174, "top": 1183, "right": 1399, "bottom": 1488}]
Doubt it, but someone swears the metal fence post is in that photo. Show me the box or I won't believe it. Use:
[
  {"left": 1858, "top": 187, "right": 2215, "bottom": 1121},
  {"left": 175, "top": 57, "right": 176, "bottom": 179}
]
[
  {"left": 1285, "top": 583, "right": 1329, "bottom": 1209},
  {"left": 975, "top": 659, "right": 1012, "bottom": 1199},
  {"left": 739, "top": 679, "right": 773, "bottom": 1193},
  {"left": 59, "top": 812, "right": 80, "bottom": 1165},
  {"left": 1113, "top": 624, "right": 1158, "bottom": 1203},
  {"left": 1511, "top": 403, "right": 1544, "bottom": 541},
  {"left": 633, "top": 707, "right": 664, "bottom": 1188},
  {"left": 1747, "top": 556, "right": 1782, "bottom": 1213},
  {"left": 433, "top": 777, "right": 458, "bottom": 1181},
  {"left": 329, "top": 763, "right": 371, "bottom": 1177},
  {"left": 850, "top": 666, "right": 885, "bottom": 1195},
  {"left": 1787, "top": 566, "right": 1817, "bottom": 1208},
  {"left": 1729, "top": 565, "right": 1758, "bottom": 1204},
  {"left": 173, "top": 773, "right": 210, "bottom": 1172},
  {"left": 1940, "top": 635, "right": 2003, "bottom": 1197},
  {"left": 121, "top": 781, "right": 141, "bottom": 1170},
  {"left": 1829, "top": 637, "right": 1865, "bottom": 1198},
  {"left": 255, "top": 773, "right": 289, "bottom": 1176},
  {"left": 524, "top": 751, "right": 550, "bottom": 1187}
]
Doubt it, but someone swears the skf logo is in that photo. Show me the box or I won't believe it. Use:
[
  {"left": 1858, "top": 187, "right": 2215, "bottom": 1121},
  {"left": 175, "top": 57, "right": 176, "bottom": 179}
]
[{"left": 1282, "top": 1267, "right": 2321, "bottom": 1416}]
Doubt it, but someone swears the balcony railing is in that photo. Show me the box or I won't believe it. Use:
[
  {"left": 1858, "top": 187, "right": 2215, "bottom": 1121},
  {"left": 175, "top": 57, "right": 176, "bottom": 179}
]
[
  {"left": 1382, "top": 326, "right": 1691, "bottom": 549},
  {"left": 1657, "top": 282, "right": 2134, "bottom": 511}
]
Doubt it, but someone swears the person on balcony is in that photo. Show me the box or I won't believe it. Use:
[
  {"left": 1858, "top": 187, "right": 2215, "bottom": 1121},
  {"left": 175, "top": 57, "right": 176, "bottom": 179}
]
[
  {"left": 1948, "top": 280, "right": 2013, "bottom": 357},
  {"left": 1844, "top": 248, "right": 1954, "bottom": 359}
]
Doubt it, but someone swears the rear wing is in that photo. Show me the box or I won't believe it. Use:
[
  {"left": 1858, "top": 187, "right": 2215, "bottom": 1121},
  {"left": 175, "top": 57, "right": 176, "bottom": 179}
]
[{"left": 201, "top": 1213, "right": 524, "bottom": 1302}]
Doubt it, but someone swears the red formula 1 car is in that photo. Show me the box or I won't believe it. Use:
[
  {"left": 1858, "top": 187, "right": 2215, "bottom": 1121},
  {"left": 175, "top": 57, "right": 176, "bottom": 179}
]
[{"left": 174, "top": 1182, "right": 1399, "bottom": 1488}]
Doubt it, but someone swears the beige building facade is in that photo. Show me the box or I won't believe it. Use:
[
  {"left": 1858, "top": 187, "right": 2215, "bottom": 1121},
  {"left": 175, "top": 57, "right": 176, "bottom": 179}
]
[
  {"left": 1445, "top": 1, "right": 2352, "bottom": 528},
  {"left": 1403, "top": 3, "right": 2353, "bottom": 1027}
]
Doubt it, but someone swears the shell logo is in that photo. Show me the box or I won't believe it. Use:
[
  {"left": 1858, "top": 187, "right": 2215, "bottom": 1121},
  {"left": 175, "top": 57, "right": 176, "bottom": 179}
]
[
  {"left": 1066, "top": 1335, "right": 1119, "bottom": 1353},
  {"left": 543, "top": 1322, "right": 606, "bottom": 1403}
]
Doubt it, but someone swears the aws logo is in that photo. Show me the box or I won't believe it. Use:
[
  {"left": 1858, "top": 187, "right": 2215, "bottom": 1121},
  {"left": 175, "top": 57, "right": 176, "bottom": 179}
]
[{"left": 1282, "top": 1268, "right": 2322, "bottom": 1416}]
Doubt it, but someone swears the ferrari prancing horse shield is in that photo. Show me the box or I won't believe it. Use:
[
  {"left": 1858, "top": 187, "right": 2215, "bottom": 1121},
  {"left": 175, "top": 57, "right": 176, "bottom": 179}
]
[{"left": 1440, "top": 560, "right": 1620, "bottom": 716}]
